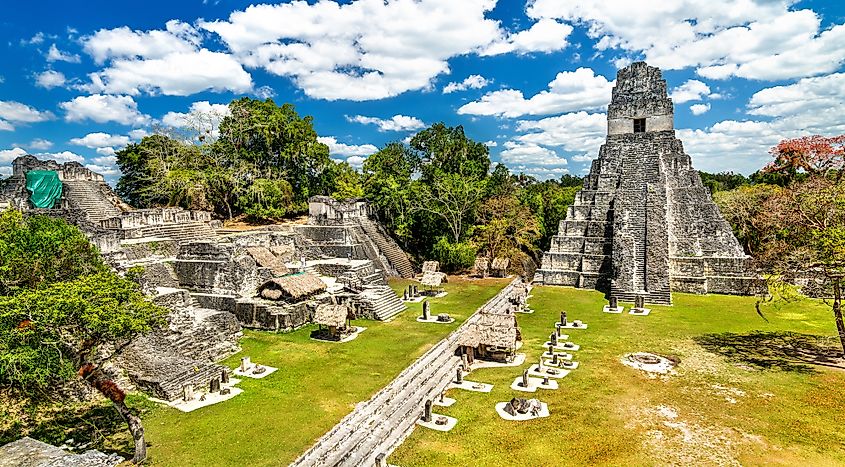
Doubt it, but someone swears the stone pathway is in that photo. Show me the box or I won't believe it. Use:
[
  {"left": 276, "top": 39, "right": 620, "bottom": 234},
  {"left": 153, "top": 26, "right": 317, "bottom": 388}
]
[{"left": 290, "top": 279, "right": 520, "bottom": 467}]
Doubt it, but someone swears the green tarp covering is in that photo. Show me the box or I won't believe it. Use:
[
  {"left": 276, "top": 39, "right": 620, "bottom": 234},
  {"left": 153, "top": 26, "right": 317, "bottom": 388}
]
[{"left": 25, "top": 170, "right": 62, "bottom": 208}]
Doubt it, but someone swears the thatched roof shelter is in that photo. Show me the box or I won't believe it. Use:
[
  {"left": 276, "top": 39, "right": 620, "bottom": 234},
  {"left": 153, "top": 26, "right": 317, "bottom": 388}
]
[
  {"left": 458, "top": 313, "right": 519, "bottom": 348},
  {"left": 420, "top": 271, "right": 446, "bottom": 288},
  {"left": 258, "top": 273, "right": 326, "bottom": 301},
  {"left": 314, "top": 304, "right": 350, "bottom": 328},
  {"left": 246, "top": 246, "right": 290, "bottom": 275},
  {"left": 421, "top": 261, "right": 440, "bottom": 273},
  {"left": 491, "top": 257, "right": 510, "bottom": 270}
]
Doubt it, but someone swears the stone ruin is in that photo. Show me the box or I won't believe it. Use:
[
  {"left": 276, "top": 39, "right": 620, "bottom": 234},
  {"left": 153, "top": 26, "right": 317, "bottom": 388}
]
[
  {"left": 0, "top": 155, "right": 414, "bottom": 402},
  {"left": 535, "top": 62, "right": 761, "bottom": 304},
  {"left": 0, "top": 437, "right": 123, "bottom": 466}
]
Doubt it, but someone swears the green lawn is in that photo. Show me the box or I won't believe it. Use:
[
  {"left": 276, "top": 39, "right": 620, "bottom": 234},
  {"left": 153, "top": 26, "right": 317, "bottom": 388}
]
[
  {"left": 142, "top": 277, "right": 511, "bottom": 466},
  {"left": 389, "top": 286, "right": 845, "bottom": 466}
]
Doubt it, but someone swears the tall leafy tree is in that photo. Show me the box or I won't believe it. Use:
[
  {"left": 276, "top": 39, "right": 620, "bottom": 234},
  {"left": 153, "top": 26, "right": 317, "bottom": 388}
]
[
  {"left": 363, "top": 142, "right": 419, "bottom": 244},
  {"left": 410, "top": 123, "right": 490, "bottom": 179},
  {"left": 216, "top": 97, "right": 332, "bottom": 206},
  {"left": 0, "top": 272, "right": 166, "bottom": 463},
  {"left": 0, "top": 212, "right": 166, "bottom": 463}
]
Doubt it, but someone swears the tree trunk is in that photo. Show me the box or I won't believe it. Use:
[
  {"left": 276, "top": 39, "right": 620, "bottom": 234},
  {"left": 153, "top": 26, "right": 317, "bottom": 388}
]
[
  {"left": 834, "top": 279, "right": 845, "bottom": 356},
  {"left": 114, "top": 398, "right": 147, "bottom": 464},
  {"left": 80, "top": 365, "right": 147, "bottom": 464}
]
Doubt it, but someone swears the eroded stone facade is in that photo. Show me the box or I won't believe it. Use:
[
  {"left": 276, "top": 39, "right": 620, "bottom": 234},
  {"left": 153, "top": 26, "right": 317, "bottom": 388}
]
[{"left": 535, "top": 62, "right": 760, "bottom": 304}]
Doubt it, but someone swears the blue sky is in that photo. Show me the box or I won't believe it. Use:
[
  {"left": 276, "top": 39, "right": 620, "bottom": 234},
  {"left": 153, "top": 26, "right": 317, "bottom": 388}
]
[{"left": 1, "top": 0, "right": 844, "bottom": 183}]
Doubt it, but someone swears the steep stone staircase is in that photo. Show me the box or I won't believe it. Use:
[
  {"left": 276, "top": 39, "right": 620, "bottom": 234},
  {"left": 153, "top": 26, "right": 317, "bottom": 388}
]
[
  {"left": 63, "top": 180, "right": 122, "bottom": 223},
  {"left": 355, "top": 285, "right": 406, "bottom": 321},
  {"left": 358, "top": 219, "right": 415, "bottom": 278}
]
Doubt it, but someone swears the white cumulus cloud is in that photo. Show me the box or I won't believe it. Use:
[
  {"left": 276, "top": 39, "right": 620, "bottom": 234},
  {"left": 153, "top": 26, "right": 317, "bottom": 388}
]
[
  {"left": 443, "top": 75, "right": 491, "bottom": 94},
  {"left": 527, "top": 0, "right": 845, "bottom": 81},
  {"left": 46, "top": 44, "right": 81, "bottom": 63},
  {"left": 690, "top": 103, "right": 710, "bottom": 115},
  {"left": 482, "top": 18, "right": 573, "bottom": 56},
  {"left": 69, "top": 132, "right": 131, "bottom": 149},
  {"left": 60, "top": 94, "right": 150, "bottom": 125},
  {"left": 35, "top": 70, "right": 66, "bottom": 89},
  {"left": 0, "top": 101, "right": 55, "bottom": 131},
  {"left": 670, "top": 79, "right": 713, "bottom": 103},
  {"left": 347, "top": 114, "right": 426, "bottom": 132},
  {"left": 318, "top": 136, "right": 378, "bottom": 157},
  {"left": 81, "top": 21, "right": 252, "bottom": 96},
  {"left": 458, "top": 67, "right": 613, "bottom": 118}
]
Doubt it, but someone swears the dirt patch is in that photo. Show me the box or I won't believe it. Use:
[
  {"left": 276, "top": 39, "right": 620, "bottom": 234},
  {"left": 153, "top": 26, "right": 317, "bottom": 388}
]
[{"left": 633, "top": 404, "right": 766, "bottom": 466}]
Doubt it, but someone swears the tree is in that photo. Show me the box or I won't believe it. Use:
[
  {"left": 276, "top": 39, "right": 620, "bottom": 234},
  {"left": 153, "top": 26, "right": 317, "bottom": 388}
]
[
  {"left": 0, "top": 210, "right": 104, "bottom": 295},
  {"left": 329, "top": 161, "right": 364, "bottom": 200},
  {"left": 698, "top": 171, "right": 750, "bottom": 193},
  {"left": 754, "top": 135, "right": 845, "bottom": 354},
  {"left": 216, "top": 97, "right": 333, "bottom": 205},
  {"left": 412, "top": 172, "right": 487, "bottom": 243},
  {"left": 236, "top": 178, "right": 298, "bottom": 220},
  {"left": 520, "top": 181, "right": 579, "bottom": 250},
  {"left": 410, "top": 123, "right": 490, "bottom": 179},
  {"left": 713, "top": 184, "right": 782, "bottom": 255},
  {"left": 765, "top": 135, "right": 845, "bottom": 183},
  {"left": 473, "top": 195, "right": 541, "bottom": 273},
  {"left": 363, "top": 142, "right": 419, "bottom": 245},
  {"left": 0, "top": 272, "right": 166, "bottom": 463}
]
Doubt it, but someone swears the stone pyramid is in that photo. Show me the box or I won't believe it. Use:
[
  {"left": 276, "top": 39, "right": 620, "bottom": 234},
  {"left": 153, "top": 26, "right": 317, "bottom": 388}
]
[{"left": 535, "top": 62, "right": 758, "bottom": 305}]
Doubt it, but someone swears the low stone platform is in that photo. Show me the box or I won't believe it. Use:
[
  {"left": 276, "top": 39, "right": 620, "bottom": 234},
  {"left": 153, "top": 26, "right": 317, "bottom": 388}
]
[
  {"left": 312, "top": 326, "right": 367, "bottom": 343},
  {"left": 629, "top": 308, "right": 651, "bottom": 316},
  {"left": 416, "top": 414, "right": 457, "bottom": 432},
  {"left": 159, "top": 384, "right": 244, "bottom": 413},
  {"left": 510, "top": 376, "right": 559, "bottom": 392},
  {"left": 557, "top": 321, "right": 588, "bottom": 330},
  {"left": 603, "top": 305, "right": 624, "bottom": 314},
  {"left": 233, "top": 363, "right": 278, "bottom": 379},
  {"left": 541, "top": 352, "right": 572, "bottom": 360},
  {"left": 495, "top": 401, "right": 550, "bottom": 421},
  {"left": 544, "top": 359, "right": 580, "bottom": 370},
  {"left": 449, "top": 380, "right": 493, "bottom": 393},
  {"left": 433, "top": 396, "right": 456, "bottom": 407},
  {"left": 416, "top": 316, "right": 455, "bottom": 324},
  {"left": 527, "top": 364, "right": 570, "bottom": 379},
  {"left": 542, "top": 342, "right": 580, "bottom": 352}
]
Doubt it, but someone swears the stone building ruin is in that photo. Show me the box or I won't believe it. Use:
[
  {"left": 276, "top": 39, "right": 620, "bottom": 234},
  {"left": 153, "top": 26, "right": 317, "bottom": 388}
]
[
  {"left": 535, "top": 62, "right": 759, "bottom": 304},
  {"left": 0, "top": 154, "right": 413, "bottom": 402}
]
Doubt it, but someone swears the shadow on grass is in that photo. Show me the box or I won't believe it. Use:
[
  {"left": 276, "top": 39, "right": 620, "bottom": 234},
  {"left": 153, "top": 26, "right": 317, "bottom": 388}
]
[
  {"left": 0, "top": 393, "right": 154, "bottom": 459},
  {"left": 694, "top": 331, "right": 845, "bottom": 373}
]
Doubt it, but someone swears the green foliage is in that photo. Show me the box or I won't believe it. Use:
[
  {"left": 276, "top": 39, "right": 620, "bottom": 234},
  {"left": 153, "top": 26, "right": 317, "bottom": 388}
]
[
  {"left": 431, "top": 237, "right": 477, "bottom": 273},
  {"left": 713, "top": 184, "right": 782, "bottom": 255},
  {"left": 0, "top": 210, "right": 105, "bottom": 295},
  {"left": 0, "top": 271, "right": 166, "bottom": 392},
  {"left": 330, "top": 162, "right": 364, "bottom": 200},
  {"left": 410, "top": 123, "right": 489, "bottom": 179},
  {"left": 363, "top": 142, "right": 419, "bottom": 244},
  {"left": 236, "top": 178, "right": 299, "bottom": 220},
  {"left": 473, "top": 195, "right": 541, "bottom": 272},
  {"left": 520, "top": 182, "right": 579, "bottom": 250},
  {"left": 116, "top": 98, "right": 338, "bottom": 221},
  {"left": 698, "top": 171, "right": 750, "bottom": 192}
]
